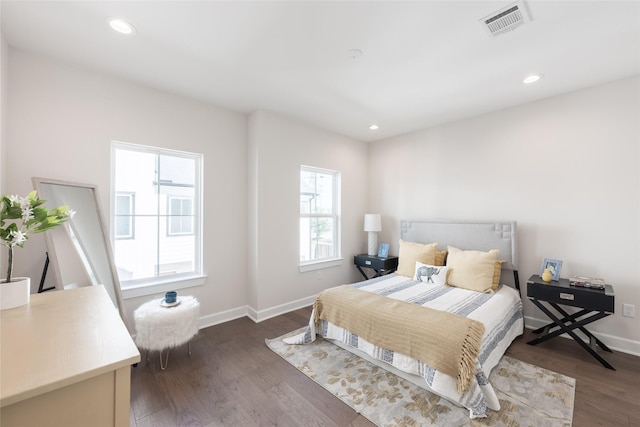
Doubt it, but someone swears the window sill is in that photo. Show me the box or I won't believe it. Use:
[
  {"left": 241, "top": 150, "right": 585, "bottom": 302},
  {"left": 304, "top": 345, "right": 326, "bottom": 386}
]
[
  {"left": 299, "top": 258, "right": 343, "bottom": 273},
  {"left": 121, "top": 274, "right": 207, "bottom": 299}
]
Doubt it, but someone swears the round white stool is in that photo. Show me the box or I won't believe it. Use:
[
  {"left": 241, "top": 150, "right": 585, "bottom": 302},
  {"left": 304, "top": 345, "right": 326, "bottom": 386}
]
[{"left": 134, "top": 295, "right": 200, "bottom": 370}]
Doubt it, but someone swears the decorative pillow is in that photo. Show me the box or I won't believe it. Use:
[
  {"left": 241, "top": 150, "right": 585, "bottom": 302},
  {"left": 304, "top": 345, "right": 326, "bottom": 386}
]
[
  {"left": 434, "top": 250, "right": 447, "bottom": 267},
  {"left": 446, "top": 246, "right": 500, "bottom": 293},
  {"left": 492, "top": 260, "right": 506, "bottom": 290},
  {"left": 397, "top": 240, "right": 438, "bottom": 278},
  {"left": 414, "top": 261, "right": 448, "bottom": 286}
]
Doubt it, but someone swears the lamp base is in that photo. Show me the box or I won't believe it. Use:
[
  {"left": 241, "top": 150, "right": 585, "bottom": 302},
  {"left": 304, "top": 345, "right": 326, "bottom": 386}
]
[{"left": 367, "top": 232, "right": 378, "bottom": 256}]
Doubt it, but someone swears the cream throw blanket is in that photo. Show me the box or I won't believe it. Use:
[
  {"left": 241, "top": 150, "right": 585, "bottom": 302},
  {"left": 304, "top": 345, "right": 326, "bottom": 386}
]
[{"left": 313, "top": 285, "right": 485, "bottom": 393}]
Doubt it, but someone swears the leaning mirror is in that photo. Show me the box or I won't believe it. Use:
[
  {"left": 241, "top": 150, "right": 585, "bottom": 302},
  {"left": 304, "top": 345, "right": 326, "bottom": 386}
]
[{"left": 32, "top": 178, "right": 126, "bottom": 323}]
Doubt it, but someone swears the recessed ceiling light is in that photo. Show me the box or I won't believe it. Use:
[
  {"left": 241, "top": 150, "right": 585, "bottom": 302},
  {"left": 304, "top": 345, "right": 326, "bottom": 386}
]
[
  {"left": 523, "top": 74, "right": 542, "bottom": 84},
  {"left": 107, "top": 18, "right": 136, "bottom": 35},
  {"left": 369, "top": 124, "right": 380, "bottom": 130}
]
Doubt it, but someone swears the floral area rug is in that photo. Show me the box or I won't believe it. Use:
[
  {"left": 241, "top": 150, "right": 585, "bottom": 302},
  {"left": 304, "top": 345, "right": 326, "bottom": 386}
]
[{"left": 266, "top": 328, "right": 575, "bottom": 427}]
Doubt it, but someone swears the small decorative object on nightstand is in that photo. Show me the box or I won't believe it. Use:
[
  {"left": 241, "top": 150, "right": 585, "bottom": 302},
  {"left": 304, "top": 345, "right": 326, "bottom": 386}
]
[
  {"left": 540, "top": 258, "right": 562, "bottom": 281},
  {"left": 541, "top": 268, "right": 553, "bottom": 282},
  {"left": 377, "top": 243, "right": 389, "bottom": 258},
  {"left": 526, "top": 274, "right": 615, "bottom": 370},
  {"left": 354, "top": 253, "right": 398, "bottom": 280}
]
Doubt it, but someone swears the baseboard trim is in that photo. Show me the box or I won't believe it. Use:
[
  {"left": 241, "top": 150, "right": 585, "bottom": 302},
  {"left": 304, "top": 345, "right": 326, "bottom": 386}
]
[
  {"left": 197, "top": 295, "right": 315, "bottom": 329},
  {"left": 524, "top": 315, "right": 640, "bottom": 357},
  {"left": 199, "top": 306, "right": 249, "bottom": 330},
  {"left": 248, "top": 295, "right": 316, "bottom": 323}
]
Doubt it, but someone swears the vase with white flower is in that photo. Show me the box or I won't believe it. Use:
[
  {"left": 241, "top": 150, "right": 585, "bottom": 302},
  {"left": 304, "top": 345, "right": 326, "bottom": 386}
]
[{"left": 0, "top": 191, "right": 74, "bottom": 310}]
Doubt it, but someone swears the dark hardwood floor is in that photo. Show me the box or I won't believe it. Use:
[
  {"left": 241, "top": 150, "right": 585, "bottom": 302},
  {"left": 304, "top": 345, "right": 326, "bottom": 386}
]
[{"left": 130, "top": 306, "right": 640, "bottom": 426}]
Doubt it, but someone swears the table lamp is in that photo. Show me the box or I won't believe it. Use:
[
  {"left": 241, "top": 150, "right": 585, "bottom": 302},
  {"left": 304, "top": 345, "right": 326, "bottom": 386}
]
[{"left": 364, "top": 214, "right": 382, "bottom": 256}]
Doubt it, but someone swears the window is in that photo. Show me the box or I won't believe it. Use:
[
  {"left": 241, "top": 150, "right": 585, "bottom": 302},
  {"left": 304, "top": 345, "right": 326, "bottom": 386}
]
[
  {"left": 300, "top": 166, "right": 341, "bottom": 268},
  {"left": 115, "top": 192, "right": 135, "bottom": 239},
  {"left": 168, "top": 196, "right": 194, "bottom": 236},
  {"left": 112, "top": 142, "right": 202, "bottom": 290}
]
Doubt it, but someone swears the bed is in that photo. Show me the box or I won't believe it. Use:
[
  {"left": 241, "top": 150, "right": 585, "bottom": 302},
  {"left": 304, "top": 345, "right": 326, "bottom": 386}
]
[{"left": 284, "top": 219, "right": 524, "bottom": 418}]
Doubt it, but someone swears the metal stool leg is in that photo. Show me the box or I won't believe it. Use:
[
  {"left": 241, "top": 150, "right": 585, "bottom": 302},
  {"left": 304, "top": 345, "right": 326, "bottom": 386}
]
[{"left": 159, "top": 349, "right": 170, "bottom": 370}]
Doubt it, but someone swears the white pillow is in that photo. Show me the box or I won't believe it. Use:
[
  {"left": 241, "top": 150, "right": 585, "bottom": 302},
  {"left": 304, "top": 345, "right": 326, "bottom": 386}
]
[{"left": 414, "top": 261, "right": 449, "bottom": 286}]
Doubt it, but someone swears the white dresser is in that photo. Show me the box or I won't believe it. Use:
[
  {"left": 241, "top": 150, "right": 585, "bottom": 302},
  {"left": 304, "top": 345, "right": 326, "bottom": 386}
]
[{"left": 1, "top": 285, "right": 140, "bottom": 426}]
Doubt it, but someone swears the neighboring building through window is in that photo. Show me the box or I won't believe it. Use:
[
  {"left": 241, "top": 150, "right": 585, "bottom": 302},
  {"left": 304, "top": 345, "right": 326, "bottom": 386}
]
[
  {"left": 115, "top": 192, "right": 135, "bottom": 239},
  {"left": 168, "top": 196, "right": 194, "bottom": 236},
  {"left": 112, "top": 142, "right": 202, "bottom": 287},
  {"left": 300, "top": 165, "right": 341, "bottom": 266}
]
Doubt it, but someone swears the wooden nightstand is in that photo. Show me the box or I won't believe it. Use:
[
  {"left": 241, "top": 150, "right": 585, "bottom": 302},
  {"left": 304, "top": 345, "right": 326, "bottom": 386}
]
[
  {"left": 353, "top": 254, "right": 399, "bottom": 280},
  {"left": 526, "top": 274, "right": 615, "bottom": 370}
]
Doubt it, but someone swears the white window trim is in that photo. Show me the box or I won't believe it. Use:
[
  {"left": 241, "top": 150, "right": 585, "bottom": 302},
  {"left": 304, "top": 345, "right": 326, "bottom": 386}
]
[
  {"left": 111, "top": 141, "right": 203, "bottom": 296},
  {"left": 121, "top": 273, "right": 207, "bottom": 299},
  {"left": 298, "top": 258, "right": 343, "bottom": 272}
]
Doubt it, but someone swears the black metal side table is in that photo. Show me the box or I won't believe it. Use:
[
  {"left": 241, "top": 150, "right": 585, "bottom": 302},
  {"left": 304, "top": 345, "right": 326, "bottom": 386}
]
[
  {"left": 354, "top": 254, "right": 399, "bottom": 280},
  {"left": 526, "top": 274, "right": 615, "bottom": 370}
]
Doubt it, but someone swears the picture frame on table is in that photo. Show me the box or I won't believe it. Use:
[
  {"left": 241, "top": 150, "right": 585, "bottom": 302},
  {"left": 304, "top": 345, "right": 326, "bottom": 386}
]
[
  {"left": 540, "top": 258, "right": 563, "bottom": 281},
  {"left": 377, "top": 243, "right": 389, "bottom": 258}
]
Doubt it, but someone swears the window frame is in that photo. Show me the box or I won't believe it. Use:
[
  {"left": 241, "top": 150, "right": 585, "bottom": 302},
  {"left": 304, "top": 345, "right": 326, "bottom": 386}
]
[
  {"left": 299, "top": 165, "right": 342, "bottom": 272},
  {"left": 111, "top": 141, "right": 205, "bottom": 298}
]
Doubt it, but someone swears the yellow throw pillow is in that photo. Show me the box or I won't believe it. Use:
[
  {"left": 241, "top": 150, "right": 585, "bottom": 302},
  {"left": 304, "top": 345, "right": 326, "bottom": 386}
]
[
  {"left": 435, "top": 250, "right": 447, "bottom": 267},
  {"left": 397, "top": 240, "right": 438, "bottom": 278},
  {"left": 492, "top": 260, "right": 506, "bottom": 291},
  {"left": 446, "top": 246, "right": 499, "bottom": 293}
]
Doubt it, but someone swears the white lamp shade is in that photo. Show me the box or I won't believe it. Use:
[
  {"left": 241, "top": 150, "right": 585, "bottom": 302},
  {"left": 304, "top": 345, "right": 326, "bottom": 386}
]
[{"left": 364, "top": 214, "right": 382, "bottom": 232}]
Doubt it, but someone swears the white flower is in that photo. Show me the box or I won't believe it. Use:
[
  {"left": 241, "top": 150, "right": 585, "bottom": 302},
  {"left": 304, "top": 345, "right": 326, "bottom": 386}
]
[
  {"left": 67, "top": 209, "right": 77, "bottom": 219},
  {"left": 9, "top": 229, "right": 26, "bottom": 246},
  {"left": 9, "top": 195, "right": 32, "bottom": 210},
  {"left": 21, "top": 207, "right": 34, "bottom": 222},
  {"left": 18, "top": 197, "right": 31, "bottom": 210}
]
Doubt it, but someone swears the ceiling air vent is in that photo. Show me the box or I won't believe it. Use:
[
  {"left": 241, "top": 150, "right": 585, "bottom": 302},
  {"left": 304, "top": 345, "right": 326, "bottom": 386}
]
[{"left": 480, "top": 1, "right": 530, "bottom": 37}]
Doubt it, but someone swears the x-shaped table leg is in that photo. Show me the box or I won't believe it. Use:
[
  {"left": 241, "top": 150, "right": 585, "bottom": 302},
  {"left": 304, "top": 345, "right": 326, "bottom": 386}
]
[{"left": 527, "top": 299, "right": 615, "bottom": 370}]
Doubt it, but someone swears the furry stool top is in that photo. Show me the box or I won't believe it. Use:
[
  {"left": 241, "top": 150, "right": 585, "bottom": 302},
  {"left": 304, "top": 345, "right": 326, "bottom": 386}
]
[{"left": 134, "top": 295, "right": 200, "bottom": 351}]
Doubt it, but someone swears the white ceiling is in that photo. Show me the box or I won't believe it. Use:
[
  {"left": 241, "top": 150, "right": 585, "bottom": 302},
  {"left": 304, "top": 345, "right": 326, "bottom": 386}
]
[{"left": 2, "top": 1, "right": 639, "bottom": 142}]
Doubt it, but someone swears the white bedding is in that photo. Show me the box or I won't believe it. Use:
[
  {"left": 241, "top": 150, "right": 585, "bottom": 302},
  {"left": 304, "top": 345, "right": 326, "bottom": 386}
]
[{"left": 284, "top": 273, "right": 524, "bottom": 418}]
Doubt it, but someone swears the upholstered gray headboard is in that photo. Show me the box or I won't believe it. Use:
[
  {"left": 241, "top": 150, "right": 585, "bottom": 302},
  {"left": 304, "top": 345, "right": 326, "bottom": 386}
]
[{"left": 400, "top": 219, "right": 520, "bottom": 290}]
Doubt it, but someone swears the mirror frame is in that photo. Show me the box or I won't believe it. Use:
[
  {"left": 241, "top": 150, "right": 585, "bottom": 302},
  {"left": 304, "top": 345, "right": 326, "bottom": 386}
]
[{"left": 32, "top": 177, "right": 126, "bottom": 323}]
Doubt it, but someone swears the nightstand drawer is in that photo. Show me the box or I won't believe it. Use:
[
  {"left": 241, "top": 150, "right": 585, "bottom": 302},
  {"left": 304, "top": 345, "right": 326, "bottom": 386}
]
[
  {"left": 527, "top": 278, "right": 614, "bottom": 312},
  {"left": 354, "top": 254, "right": 399, "bottom": 280},
  {"left": 353, "top": 254, "right": 398, "bottom": 271}
]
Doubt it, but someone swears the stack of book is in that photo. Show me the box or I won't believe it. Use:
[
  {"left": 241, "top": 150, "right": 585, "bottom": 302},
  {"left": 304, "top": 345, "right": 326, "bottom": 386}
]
[{"left": 569, "top": 275, "right": 606, "bottom": 290}]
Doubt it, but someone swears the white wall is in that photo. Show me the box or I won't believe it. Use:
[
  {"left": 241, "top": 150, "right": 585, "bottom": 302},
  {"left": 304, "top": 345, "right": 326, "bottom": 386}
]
[
  {"left": 0, "top": 33, "right": 7, "bottom": 215},
  {"left": 5, "top": 49, "right": 249, "bottom": 328},
  {"left": 369, "top": 76, "right": 640, "bottom": 354},
  {"left": 5, "top": 46, "right": 638, "bottom": 355},
  {"left": 4, "top": 48, "right": 368, "bottom": 329},
  {"left": 247, "top": 110, "right": 368, "bottom": 320}
]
